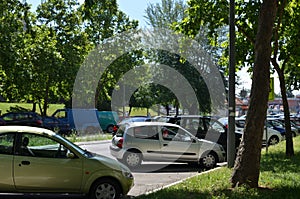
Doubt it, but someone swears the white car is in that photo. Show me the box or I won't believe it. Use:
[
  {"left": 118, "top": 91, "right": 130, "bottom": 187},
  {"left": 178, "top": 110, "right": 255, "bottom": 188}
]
[{"left": 218, "top": 117, "right": 283, "bottom": 145}]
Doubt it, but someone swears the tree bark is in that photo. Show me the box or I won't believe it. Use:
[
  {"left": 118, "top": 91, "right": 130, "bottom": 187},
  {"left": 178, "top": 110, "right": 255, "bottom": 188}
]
[
  {"left": 231, "top": 0, "right": 278, "bottom": 188},
  {"left": 270, "top": 0, "right": 294, "bottom": 157},
  {"left": 276, "top": 64, "right": 294, "bottom": 156}
]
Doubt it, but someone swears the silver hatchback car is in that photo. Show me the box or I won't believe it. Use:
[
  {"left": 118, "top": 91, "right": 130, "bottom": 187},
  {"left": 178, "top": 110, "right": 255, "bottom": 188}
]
[{"left": 110, "top": 122, "right": 226, "bottom": 169}]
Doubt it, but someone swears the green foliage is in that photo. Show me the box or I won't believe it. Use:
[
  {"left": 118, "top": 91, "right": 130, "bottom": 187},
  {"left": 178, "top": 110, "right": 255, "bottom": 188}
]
[
  {"left": 82, "top": 0, "right": 138, "bottom": 44},
  {"left": 0, "top": 0, "right": 139, "bottom": 115},
  {"left": 145, "top": 0, "right": 188, "bottom": 28},
  {"left": 142, "top": 0, "right": 228, "bottom": 114},
  {"left": 177, "top": 0, "right": 300, "bottom": 91}
]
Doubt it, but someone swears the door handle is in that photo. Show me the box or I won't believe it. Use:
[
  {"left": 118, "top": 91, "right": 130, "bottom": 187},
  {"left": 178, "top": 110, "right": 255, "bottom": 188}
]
[{"left": 20, "top": 161, "right": 30, "bottom": 166}]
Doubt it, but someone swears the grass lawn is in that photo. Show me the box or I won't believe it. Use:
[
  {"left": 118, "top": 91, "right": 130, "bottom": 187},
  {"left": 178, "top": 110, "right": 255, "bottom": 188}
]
[
  {"left": 137, "top": 136, "right": 300, "bottom": 199},
  {"left": 0, "top": 102, "right": 64, "bottom": 116},
  {"left": 0, "top": 102, "right": 159, "bottom": 117}
]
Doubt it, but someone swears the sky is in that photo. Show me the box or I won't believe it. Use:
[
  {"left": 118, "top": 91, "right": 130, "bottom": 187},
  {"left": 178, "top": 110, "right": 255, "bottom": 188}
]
[
  {"left": 117, "top": 0, "right": 161, "bottom": 27},
  {"left": 26, "top": 0, "right": 159, "bottom": 27}
]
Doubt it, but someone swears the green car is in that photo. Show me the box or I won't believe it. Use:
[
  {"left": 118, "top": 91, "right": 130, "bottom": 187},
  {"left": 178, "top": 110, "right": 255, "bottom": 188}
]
[{"left": 0, "top": 126, "right": 134, "bottom": 199}]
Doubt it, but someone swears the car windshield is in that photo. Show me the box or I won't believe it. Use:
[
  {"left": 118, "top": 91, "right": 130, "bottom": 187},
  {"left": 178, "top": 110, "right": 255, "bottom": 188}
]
[{"left": 54, "top": 134, "right": 94, "bottom": 158}]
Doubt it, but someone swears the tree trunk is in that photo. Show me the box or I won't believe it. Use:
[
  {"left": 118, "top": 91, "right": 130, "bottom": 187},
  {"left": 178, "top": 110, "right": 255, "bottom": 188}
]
[
  {"left": 175, "top": 100, "right": 179, "bottom": 115},
  {"left": 231, "top": 0, "right": 278, "bottom": 188},
  {"left": 128, "top": 106, "right": 132, "bottom": 116},
  {"left": 32, "top": 102, "right": 36, "bottom": 112},
  {"left": 277, "top": 68, "right": 294, "bottom": 156},
  {"left": 165, "top": 105, "right": 170, "bottom": 115},
  {"left": 42, "top": 78, "right": 50, "bottom": 116}
]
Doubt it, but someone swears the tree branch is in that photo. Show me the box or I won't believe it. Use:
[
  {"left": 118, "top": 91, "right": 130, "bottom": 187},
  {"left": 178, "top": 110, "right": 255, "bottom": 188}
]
[
  {"left": 272, "top": 0, "right": 287, "bottom": 62},
  {"left": 236, "top": 23, "right": 255, "bottom": 45}
]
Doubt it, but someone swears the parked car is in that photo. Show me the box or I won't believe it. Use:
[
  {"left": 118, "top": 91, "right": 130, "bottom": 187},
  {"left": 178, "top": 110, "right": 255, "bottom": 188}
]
[
  {"left": 219, "top": 117, "right": 283, "bottom": 145},
  {"left": 266, "top": 118, "right": 298, "bottom": 138},
  {"left": 110, "top": 122, "right": 226, "bottom": 169},
  {"left": 52, "top": 108, "right": 101, "bottom": 135},
  {"left": 0, "top": 118, "right": 5, "bottom": 125},
  {"left": 0, "top": 112, "right": 43, "bottom": 127},
  {"left": 52, "top": 109, "right": 119, "bottom": 134},
  {"left": 112, "top": 116, "right": 151, "bottom": 135},
  {"left": 157, "top": 115, "right": 243, "bottom": 151},
  {"left": 42, "top": 116, "right": 73, "bottom": 136},
  {"left": 0, "top": 126, "right": 134, "bottom": 199},
  {"left": 235, "top": 118, "right": 283, "bottom": 145},
  {"left": 275, "top": 118, "right": 299, "bottom": 137},
  {"left": 290, "top": 120, "right": 300, "bottom": 134},
  {"left": 97, "top": 111, "right": 119, "bottom": 133}
]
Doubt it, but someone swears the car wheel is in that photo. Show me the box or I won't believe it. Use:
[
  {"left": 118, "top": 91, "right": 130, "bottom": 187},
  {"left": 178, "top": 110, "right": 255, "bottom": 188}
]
[
  {"left": 200, "top": 152, "right": 217, "bottom": 169},
  {"left": 268, "top": 136, "right": 279, "bottom": 145},
  {"left": 123, "top": 151, "right": 142, "bottom": 169},
  {"left": 106, "top": 125, "right": 114, "bottom": 133},
  {"left": 89, "top": 178, "right": 122, "bottom": 199}
]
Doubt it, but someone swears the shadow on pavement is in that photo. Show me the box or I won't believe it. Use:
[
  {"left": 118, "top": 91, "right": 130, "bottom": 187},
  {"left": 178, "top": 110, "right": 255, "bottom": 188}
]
[{"left": 131, "top": 162, "right": 216, "bottom": 173}]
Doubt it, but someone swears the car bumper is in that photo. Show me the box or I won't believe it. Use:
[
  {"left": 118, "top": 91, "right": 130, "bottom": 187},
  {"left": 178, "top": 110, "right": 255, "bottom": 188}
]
[{"left": 110, "top": 145, "right": 126, "bottom": 160}]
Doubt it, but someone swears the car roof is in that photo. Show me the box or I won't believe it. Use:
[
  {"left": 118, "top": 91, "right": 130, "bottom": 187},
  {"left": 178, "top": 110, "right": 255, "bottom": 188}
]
[
  {"left": 124, "top": 122, "right": 181, "bottom": 128},
  {"left": 0, "top": 125, "right": 56, "bottom": 136},
  {"left": 161, "top": 115, "right": 210, "bottom": 118}
]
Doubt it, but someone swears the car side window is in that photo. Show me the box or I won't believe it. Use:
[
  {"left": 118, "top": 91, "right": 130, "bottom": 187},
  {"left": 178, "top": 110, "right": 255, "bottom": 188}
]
[
  {"left": 162, "top": 126, "right": 192, "bottom": 142},
  {"left": 134, "top": 126, "right": 158, "bottom": 140},
  {"left": 18, "top": 133, "right": 69, "bottom": 158},
  {"left": 210, "top": 121, "right": 225, "bottom": 133},
  {"left": 0, "top": 133, "right": 14, "bottom": 155},
  {"left": 55, "top": 110, "right": 67, "bottom": 119},
  {"left": 2, "top": 113, "right": 14, "bottom": 121}
]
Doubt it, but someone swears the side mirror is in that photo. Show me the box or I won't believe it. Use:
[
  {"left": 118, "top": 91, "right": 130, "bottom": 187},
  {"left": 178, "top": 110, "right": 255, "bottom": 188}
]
[
  {"left": 192, "top": 137, "right": 197, "bottom": 143},
  {"left": 67, "top": 151, "right": 75, "bottom": 159}
]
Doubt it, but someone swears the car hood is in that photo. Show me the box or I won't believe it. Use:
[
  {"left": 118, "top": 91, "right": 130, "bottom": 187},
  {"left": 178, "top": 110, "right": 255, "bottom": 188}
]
[
  {"left": 198, "top": 138, "right": 224, "bottom": 151},
  {"left": 91, "top": 153, "right": 128, "bottom": 171}
]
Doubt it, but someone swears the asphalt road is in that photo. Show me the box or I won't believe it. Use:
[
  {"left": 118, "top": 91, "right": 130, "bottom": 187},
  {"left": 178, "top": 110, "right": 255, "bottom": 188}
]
[
  {"left": 0, "top": 140, "right": 208, "bottom": 199},
  {"left": 78, "top": 140, "right": 201, "bottom": 197}
]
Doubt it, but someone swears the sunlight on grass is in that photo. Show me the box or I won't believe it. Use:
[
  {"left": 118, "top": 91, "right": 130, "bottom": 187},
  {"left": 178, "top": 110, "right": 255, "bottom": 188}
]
[{"left": 137, "top": 136, "right": 300, "bottom": 199}]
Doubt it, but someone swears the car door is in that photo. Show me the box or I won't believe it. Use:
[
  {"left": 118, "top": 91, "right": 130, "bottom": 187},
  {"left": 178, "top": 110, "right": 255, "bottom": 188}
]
[
  {"left": 129, "top": 126, "right": 161, "bottom": 160},
  {"left": 13, "top": 133, "right": 83, "bottom": 192},
  {"left": 160, "top": 125, "right": 199, "bottom": 162},
  {"left": 0, "top": 133, "right": 15, "bottom": 191},
  {"left": 204, "top": 118, "right": 227, "bottom": 147}
]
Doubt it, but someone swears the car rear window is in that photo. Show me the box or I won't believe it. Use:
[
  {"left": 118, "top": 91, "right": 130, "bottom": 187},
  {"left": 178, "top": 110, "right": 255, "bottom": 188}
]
[{"left": 116, "top": 125, "right": 125, "bottom": 137}]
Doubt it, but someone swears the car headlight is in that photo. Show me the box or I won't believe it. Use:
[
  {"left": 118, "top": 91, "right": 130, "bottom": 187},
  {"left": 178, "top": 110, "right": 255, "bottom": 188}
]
[{"left": 121, "top": 166, "right": 133, "bottom": 179}]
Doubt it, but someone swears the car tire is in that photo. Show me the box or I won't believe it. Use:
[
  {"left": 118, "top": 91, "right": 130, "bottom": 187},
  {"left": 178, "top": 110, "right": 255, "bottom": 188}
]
[
  {"left": 89, "top": 178, "right": 122, "bottom": 199},
  {"left": 123, "top": 151, "right": 142, "bottom": 169},
  {"left": 200, "top": 152, "right": 217, "bottom": 169},
  {"left": 268, "top": 136, "right": 279, "bottom": 145},
  {"left": 106, "top": 125, "right": 114, "bottom": 134}
]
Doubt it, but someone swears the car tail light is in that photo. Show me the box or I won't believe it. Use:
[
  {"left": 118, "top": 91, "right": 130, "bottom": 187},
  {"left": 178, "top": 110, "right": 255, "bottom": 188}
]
[
  {"left": 116, "top": 138, "right": 123, "bottom": 148},
  {"left": 37, "top": 120, "right": 43, "bottom": 126},
  {"left": 113, "top": 125, "right": 118, "bottom": 132}
]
